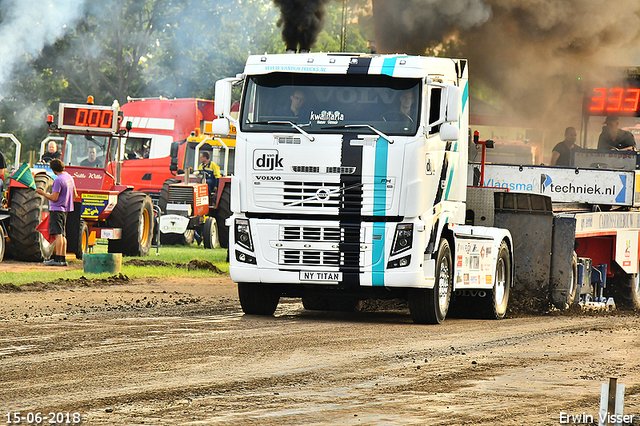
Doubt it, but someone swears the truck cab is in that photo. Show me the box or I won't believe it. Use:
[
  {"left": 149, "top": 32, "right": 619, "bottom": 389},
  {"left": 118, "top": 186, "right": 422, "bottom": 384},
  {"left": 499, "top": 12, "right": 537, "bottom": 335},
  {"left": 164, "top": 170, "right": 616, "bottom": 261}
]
[{"left": 214, "top": 53, "right": 514, "bottom": 323}]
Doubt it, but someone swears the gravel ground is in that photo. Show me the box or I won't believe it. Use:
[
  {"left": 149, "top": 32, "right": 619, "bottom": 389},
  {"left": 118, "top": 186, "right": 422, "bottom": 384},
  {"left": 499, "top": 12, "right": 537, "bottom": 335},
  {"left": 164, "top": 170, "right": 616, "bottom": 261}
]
[{"left": 0, "top": 261, "right": 639, "bottom": 425}]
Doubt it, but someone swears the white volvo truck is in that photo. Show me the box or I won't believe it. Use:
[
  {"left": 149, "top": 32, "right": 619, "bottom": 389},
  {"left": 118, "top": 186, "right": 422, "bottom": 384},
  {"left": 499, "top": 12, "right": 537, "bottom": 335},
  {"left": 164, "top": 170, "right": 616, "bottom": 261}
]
[{"left": 212, "top": 53, "right": 515, "bottom": 324}]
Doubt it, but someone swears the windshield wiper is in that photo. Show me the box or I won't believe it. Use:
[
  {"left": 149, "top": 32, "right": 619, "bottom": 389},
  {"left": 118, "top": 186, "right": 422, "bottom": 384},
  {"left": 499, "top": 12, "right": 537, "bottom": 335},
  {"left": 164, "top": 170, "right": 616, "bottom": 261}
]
[
  {"left": 266, "top": 120, "right": 315, "bottom": 142},
  {"left": 321, "top": 124, "right": 394, "bottom": 144}
]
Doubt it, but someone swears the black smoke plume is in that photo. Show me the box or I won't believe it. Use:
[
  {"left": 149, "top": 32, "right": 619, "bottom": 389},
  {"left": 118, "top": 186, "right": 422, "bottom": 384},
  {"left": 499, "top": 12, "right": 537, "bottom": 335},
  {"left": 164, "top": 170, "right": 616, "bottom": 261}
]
[
  {"left": 273, "top": 0, "right": 331, "bottom": 52},
  {"left": 372, "top": 0, "right": 640, "bottom": 153}
]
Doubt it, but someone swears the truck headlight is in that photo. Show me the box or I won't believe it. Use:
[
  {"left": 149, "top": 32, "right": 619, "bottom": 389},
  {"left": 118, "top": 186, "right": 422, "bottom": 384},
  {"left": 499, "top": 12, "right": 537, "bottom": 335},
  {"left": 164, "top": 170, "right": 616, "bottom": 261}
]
[
  {"left": 391, "top": 223, "right": 413, "bottom": 256},
  {"left": 235, "top": 218, "right": 254, "bottom": 251},
  {"left": 388, "top": 255, "right": 411, "bottom": 269}
]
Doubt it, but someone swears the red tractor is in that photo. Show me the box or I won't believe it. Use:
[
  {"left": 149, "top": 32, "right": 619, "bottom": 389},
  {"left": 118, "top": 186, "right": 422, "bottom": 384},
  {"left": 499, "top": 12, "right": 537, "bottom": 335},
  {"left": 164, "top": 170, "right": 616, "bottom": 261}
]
[
  {"left": 117, "top": 98, "right": 235, "bottom": 248},
  {"left": 6, "top": 99, "right": 155, "bottom": 261}
]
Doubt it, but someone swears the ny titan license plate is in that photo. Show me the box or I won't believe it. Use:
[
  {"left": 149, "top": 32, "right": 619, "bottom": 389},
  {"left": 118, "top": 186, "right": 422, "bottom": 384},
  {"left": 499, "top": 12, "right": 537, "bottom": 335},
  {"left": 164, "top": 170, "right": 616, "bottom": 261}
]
[{"left": 299, "top": 271, "right": 343, "bottom": 282}]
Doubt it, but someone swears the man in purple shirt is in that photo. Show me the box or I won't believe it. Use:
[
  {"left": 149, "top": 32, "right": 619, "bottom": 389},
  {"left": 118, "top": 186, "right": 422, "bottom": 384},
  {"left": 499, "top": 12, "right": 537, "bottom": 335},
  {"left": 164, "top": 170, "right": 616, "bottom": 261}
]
[{"left": 36, "top": 159, "right": 78, "bottom": 266}]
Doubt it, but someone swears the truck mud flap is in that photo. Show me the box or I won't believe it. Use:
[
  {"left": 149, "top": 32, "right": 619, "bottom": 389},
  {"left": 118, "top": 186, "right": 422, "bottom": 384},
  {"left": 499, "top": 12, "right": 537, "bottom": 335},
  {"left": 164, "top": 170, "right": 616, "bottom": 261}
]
[{"left": 494, "top": 192, "right": 553, "bottom": 311}]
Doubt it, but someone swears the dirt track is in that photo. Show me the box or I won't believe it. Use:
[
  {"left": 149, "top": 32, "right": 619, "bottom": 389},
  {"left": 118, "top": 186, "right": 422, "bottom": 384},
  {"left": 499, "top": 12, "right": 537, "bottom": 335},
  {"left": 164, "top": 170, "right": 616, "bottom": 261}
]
[{"left": 0, "top": 267, "right": 639, "bottom": 425}]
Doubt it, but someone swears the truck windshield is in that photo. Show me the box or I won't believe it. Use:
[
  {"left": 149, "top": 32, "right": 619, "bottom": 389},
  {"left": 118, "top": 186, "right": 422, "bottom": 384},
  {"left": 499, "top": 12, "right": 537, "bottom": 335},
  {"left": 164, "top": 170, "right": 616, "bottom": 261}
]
[{"left": 240, "top": 73, "right": 421, "bottom": 136}]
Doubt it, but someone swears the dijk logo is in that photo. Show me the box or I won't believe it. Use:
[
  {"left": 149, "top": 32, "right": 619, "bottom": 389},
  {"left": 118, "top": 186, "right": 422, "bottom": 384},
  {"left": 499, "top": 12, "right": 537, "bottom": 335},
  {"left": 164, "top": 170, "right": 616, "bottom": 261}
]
[{"left": 253, "top": 149, "right": 284, "bottom": 171}]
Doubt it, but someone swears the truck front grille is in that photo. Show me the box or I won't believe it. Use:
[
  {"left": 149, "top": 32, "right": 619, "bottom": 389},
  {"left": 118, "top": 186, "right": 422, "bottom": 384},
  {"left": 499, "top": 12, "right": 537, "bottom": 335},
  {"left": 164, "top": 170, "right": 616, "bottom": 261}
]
[
  {"left": 282, "top": 226, "right": 342, "bottom": 241},
  {"left": 280, "top": 250, "right": 341, "bottom": 266},
  {"left": 283, "top": 181, "right": 341, "bottom": 207},
  {"left": 280, "top": 225, "right": 363, "bottom": 242}
]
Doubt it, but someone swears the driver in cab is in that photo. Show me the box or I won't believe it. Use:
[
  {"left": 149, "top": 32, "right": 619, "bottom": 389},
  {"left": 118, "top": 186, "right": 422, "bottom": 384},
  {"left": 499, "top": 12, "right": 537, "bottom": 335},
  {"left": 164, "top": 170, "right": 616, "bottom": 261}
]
[
  {"left": 275, "top": 89, "right": 308, "bottom": 122},
  {"left": 382, "top": 89, "right": 415, "bottom": 124},
  {"left": 80, "top": 145, "right": 101, "bottom": 167}
]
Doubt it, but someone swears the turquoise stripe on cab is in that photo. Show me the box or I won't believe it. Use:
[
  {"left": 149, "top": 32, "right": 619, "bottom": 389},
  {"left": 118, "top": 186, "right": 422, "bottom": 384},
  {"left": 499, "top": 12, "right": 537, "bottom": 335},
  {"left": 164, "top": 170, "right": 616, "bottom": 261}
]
[{"left": 372, "top": 136, "right": 389, "bottom": 286}]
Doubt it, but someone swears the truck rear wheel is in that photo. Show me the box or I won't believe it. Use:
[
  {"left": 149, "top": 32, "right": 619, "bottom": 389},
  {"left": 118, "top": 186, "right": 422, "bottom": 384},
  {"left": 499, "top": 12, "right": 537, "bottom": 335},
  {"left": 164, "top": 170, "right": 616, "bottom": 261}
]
[
  {"left": 213, "top": 184, "right": 231, "bottom": 249},
  {"left": 107, "top": 190, "right": 154, "bottom": 256},
  {"left": 478, "top": 241, "right": 511, "bottom": 319},
  {"left": 8, "top": 173, "right": 55, "bottom": 261},
  {"left": 409, "top": 238, "right": 452, "bottom": 324},
  {"left": 238, "top": 282, "right": 279, "bottom": 315},
  {"left": 608, "top": 273, "right": 640, "bottom": 310}
]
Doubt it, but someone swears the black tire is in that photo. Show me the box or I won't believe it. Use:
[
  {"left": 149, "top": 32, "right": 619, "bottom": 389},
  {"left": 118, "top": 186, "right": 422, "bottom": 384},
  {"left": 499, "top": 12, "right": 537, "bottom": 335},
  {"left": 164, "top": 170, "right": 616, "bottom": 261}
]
[
  {"left": 8, "top": 173, "right": 55, "bottom": 261},
  {"left": 74, "top": 220, "right": 89, "bottom": 260},
  {"left": 107, "top": 190, "right": 154, "bottom": 256},
  {"left": 477, "top": 241, "right": 512, "bottom": 319},
  {"left": 302, "top": 294, "right": 328, "bottom": 311},
  {"left": 0, "top": 225, "right": 6, "bottom": 262},
  {"left": 302, "top": 294, "right": 358, "bottom": 312},
  {"left": 409, "top": 238, "right": 452, "bottom": 324},
  {"left": 160, "top": 229, "right": 195, "bottom": 246},
  {"left": 213, "top": 184, "right": 231, "bottom": 249},
  {"left": 157, "top": 178, "right": 179, "bottom": 214},
  {"left": 203, "top": 217, "right": 217, "bottom": 249},
  {"left": 238, "top": 282, "right": 279, "bottom": 315},
  {"left": 607, "top": 273, "right": 640, "bottom": 310}
]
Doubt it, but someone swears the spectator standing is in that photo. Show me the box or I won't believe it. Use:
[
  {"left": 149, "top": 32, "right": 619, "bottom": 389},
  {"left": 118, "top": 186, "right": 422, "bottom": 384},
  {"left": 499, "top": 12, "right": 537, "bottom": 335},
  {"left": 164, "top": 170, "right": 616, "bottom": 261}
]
[
  {"left": 597, "top": 115, "right": 636, "bottom": 151},
  {"left": 36, "top": 159, "right": 78, "bottom": 266},
  {"left": 550, "top": 127, "right": 578, "bottom": 166}
]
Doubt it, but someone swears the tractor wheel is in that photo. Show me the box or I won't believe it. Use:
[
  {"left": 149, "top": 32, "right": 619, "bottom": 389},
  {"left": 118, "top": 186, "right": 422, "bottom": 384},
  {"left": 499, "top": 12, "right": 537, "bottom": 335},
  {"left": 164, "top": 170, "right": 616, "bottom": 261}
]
[
  {"left": 203, "top": 217, "right": 218, "bottom": 249},
  {"left": 74, "top": 220, "right": 89, "bottom": 260},
  {"left": 107, "top": 190, "right": 154, "bottom": 256},
  {"left": 408, "top": 238, "right": 452, "bottom": 324},
  {"left": 158, "top": 178, "right": 179, "bottom": 214},
  {"left": 0, "top": 225, "right": 6, "bottom": 262},
  {"left": 608, "top": 272, "right": 640, "bottom": 311},
  {"left": 238, "top": 282, "right": 279, "bottom": 315},
  {"left": 8, "top": 173, "right": 55, "bottom": 261},
  {"left": 160, "top": 229, "right": 195, "bottom": 246},
  {"left": 213, "top": 184, "right": 231, "bottom": 249}
]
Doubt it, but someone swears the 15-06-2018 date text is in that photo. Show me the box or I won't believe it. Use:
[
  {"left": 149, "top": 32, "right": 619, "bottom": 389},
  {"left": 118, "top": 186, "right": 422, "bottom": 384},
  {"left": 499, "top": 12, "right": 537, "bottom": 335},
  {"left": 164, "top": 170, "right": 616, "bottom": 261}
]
[{"left": 5, "top": 412, "right": 82, "bottom": 424}]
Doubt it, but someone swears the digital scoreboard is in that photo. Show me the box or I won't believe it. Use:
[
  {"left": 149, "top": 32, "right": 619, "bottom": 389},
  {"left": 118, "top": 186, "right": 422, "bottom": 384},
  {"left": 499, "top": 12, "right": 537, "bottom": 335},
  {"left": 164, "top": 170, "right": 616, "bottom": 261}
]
[
  {"left": 585, "top": 71, "right": 640, "bottom": 117},
  {"left": 57, "top": 103, "right": 119, "bottom": 133}
]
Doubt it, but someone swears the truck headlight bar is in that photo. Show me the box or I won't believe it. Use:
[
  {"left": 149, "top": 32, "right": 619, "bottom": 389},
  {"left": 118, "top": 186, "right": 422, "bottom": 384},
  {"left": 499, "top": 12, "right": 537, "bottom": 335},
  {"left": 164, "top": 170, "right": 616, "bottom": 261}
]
[
  {"left": 391, "top": 223, "right": 413, "bottom": 256},
  {"left": 235, "top": 219, "right": 254, "bottom": 252}
]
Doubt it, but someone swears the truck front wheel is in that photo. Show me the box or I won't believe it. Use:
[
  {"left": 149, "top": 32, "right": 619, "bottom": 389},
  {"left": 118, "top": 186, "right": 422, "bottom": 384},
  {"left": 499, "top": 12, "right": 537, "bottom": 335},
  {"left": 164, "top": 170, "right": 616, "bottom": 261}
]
[
  {"left": 238, "top": 282, "right": 280, "bottom": 315},
  {"left": 409, "top": 238, "right": 452, "bottom": 324}
]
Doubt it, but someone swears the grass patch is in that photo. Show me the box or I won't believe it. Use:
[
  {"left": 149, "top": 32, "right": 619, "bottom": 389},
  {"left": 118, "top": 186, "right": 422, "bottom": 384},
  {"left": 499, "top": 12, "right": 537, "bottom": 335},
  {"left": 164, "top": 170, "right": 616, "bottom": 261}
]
[{"left": 2, "top": 244, "right": 229, "bottom": 287}]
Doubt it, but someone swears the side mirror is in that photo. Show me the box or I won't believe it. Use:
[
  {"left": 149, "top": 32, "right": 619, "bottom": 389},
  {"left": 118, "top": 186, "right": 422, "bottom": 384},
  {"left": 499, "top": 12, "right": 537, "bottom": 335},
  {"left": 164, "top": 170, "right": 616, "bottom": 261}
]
[
  {"left": 169, "top": 141, "right": 180, "bottom": 172},
  {"left": 440, "top": 123, "right": 459, "bottom": 141},
  {"left": 214, "top": 79, "right": 233, "bottom": 118},
  {"left": 443, "top": 85, "right": 460, "bottom": 123},
  {"left": 212, "top": 118, "right": 230, "bottom": 137}
]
